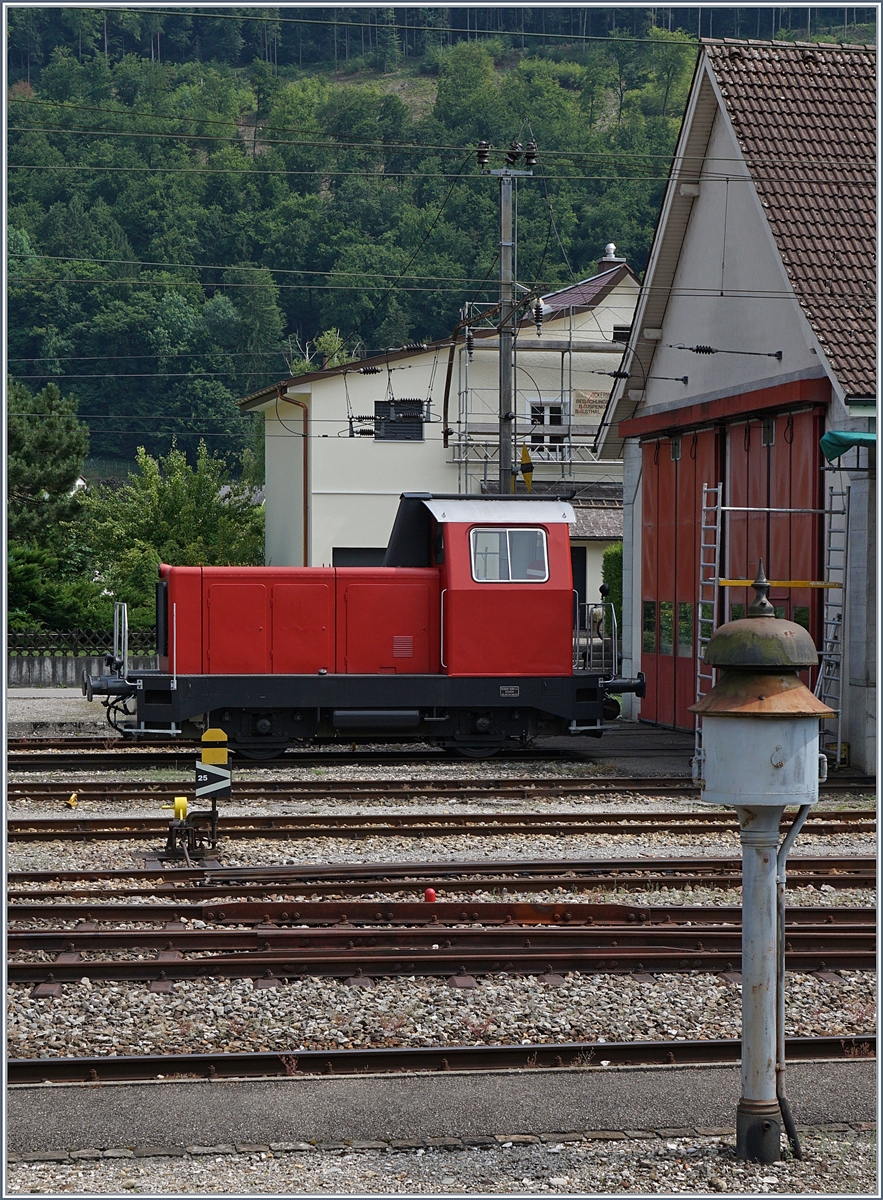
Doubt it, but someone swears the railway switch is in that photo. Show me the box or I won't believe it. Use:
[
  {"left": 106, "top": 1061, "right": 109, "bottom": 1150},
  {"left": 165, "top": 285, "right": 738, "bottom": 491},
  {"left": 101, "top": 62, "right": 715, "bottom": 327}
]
[
  {"left": 163, "top": 730, "right": 230, "bottom": 863},
  {"left": 691, "top": 562, "right": 833, "bottom": 1164}
]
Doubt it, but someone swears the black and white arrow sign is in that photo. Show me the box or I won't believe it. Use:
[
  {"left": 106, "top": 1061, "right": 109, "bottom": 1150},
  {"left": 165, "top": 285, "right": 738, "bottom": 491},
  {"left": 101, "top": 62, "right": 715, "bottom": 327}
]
[{"left": 195, "top": 761, "right": 232, "bottom": 798}]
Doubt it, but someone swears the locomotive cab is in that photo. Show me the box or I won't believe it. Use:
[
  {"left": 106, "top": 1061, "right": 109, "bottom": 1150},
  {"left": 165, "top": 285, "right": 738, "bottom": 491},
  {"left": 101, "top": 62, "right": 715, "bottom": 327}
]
[{"left": 85, "top": 492, "right": 645, "bottom": 757}]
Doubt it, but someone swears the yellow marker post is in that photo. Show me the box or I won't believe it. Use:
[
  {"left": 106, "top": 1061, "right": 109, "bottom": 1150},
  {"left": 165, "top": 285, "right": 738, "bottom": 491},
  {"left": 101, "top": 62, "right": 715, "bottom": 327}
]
[
  {"left": 196, "top": 729, "right": 230, "bottom": 852},
  {"left": 201, "top": 727, "right": 230, "bottom": 765},
  {"left": 520, "top": 443, "right": 534, "bottom": 493}
]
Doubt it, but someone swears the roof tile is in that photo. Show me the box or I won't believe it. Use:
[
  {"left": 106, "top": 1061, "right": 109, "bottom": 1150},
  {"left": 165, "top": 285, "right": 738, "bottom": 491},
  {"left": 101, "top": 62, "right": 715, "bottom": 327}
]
[{"left": 704, "top": 39, "right": 875, "bottom": 395}]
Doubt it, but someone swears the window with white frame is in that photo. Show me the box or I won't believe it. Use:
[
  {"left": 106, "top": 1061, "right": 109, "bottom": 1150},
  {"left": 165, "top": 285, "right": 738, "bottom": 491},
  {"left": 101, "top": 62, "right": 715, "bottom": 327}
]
[
  {"left": 529, "top": 399, "right": 565, "bottom": 446},
  {"left": 470, "top": 527, "right": 549, "bottom": 583}
]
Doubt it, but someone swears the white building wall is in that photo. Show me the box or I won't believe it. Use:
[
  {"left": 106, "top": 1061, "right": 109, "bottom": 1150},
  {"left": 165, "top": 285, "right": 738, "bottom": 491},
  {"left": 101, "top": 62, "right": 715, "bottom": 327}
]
[
  {"left": 264, "top": 408, "right": 305, "bottom": 567},
  {"left": 644, "top": 109, "right": 821, "bottom": 412},
  {"left": 258, "top": 279, "right": 639, "bottom": 565}
]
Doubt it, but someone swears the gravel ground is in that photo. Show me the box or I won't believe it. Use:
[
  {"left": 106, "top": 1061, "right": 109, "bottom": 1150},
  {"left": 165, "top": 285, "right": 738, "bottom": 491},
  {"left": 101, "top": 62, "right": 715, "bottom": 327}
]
[
  {"left": 8, "top": 884, "right": 874, "bottom": 911},
  {"left": 7, "top": 971, "right": 876, "bottom": 1060},
  {"left": 5, "top": 1129, "right": 878, "bottom": 1194},
  {"left": 5, "top": 827, "right": 877, "bottom": 875},
  {"left": 7, "top": 792, "right": 876, "bottom": 821},
  {"left": 8, "top": 883, "right": 878, "bottom": 907}
]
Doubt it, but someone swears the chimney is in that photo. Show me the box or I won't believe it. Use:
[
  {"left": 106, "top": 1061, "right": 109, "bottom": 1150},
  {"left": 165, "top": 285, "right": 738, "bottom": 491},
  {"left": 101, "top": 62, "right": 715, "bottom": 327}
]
[{"left": 598, "top": 241, "right": 627, "bottom": 269}]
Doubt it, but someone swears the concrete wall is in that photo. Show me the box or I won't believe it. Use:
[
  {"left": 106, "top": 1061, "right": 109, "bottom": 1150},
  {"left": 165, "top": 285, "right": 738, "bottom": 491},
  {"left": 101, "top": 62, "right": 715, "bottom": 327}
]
[
  {"left": 8, "top": 657, "right": 157, "bottom": 688},
  {"left": 620, "top": 440, "right": 643, "bottom": 720},
  {"left": 843, "top": 469, "right": 877, "bottom": 773}
]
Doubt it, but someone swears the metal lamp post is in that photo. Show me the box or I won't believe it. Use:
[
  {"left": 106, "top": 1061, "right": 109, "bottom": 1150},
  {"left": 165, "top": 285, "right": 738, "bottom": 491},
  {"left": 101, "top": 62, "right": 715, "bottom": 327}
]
[{"left": 690, "top": 564, "right": 834, "bottom": 1162}]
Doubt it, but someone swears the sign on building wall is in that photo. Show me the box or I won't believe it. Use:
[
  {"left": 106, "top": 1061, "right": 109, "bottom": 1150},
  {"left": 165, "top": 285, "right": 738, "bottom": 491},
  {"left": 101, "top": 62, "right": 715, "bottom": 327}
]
[{"left": 574, "top": 390, "right": 610, "bottom": 417}]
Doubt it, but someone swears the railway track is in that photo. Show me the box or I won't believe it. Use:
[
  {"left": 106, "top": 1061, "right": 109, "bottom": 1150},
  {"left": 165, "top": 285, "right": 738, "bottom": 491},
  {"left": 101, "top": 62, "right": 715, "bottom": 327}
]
[
  {"left": 8, "top": 901, "right": 875, "bottom": 985},
  {"left": 7, "top": 739, "right": 877, "bottom": 783},
  {"left": 7, "top": 776, "right": 873, "bottom": 802},
  {"left": 8, "top": 1034, "right": 874, "bottom": 1085},
  {"left": 8, "top": 855, "right": 875, "bottom": 899},
  {"left": 8, "top": 741, "right": 570, "bottom": 771},
  {"left": 8, "top": 899, "right": 870, "bottom": 928},
  {"left": 6, "top": 808, "right": 875, "bottom": 841}
]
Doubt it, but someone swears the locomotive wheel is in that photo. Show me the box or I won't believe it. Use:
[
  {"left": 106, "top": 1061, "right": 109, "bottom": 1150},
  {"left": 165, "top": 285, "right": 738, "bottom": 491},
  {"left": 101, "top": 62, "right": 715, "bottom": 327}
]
[
  {"left": 447, "top": 743, "right": 502, "bottom": 759},
  {"left": 229, "top": 743, "right": 289, "bottom": 761}
]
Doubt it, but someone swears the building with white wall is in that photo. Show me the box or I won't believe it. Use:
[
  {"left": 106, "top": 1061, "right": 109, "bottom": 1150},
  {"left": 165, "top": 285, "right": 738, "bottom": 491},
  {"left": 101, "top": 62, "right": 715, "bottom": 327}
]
[
  {"left": 240, "top": 251, "right": 640, "bottom": 604},
  {"left": 597, "top": 38, "right": 876, "bottom": 773}
]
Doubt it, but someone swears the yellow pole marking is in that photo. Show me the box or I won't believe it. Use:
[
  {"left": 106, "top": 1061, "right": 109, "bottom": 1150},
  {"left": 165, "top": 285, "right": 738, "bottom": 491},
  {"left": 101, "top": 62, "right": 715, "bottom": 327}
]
[{"left": 202, "top": 727, "right": 229, "bottom": 765}]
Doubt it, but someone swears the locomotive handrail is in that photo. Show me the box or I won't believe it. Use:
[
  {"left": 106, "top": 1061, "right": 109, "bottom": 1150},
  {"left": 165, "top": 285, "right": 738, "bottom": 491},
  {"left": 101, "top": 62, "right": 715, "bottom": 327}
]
[
  {"left": 440, "top": 589, "right": 447, "bottom": 669},
  {"left": 574, "top": 601, "right": 619, "bottom": 675}
]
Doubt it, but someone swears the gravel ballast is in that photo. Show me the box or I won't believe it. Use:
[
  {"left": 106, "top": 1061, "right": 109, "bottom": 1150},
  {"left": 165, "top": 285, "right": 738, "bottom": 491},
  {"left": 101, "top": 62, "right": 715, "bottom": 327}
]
[
  {"left": 6, "top": 737, "right": 876, "bottom": 1194},
  {"left": 5, "top": 1129, "right": 877, "bottom": 1194},
  {"left": 7, "top": 971, "right": 876, "bottom": 1060}
]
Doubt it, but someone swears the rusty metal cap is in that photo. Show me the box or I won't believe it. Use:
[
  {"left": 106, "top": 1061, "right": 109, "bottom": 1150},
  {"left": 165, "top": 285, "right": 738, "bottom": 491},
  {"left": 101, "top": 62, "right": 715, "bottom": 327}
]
[{"left": 703, "top": 561, "right": 819, "bottom": 669}]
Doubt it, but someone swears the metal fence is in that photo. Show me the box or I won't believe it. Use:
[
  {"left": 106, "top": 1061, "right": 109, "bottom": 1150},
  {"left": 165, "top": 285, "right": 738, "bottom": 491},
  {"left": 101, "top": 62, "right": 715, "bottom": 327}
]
[{"left": 8, "top": 628, "right": 157, "bottom": 658}]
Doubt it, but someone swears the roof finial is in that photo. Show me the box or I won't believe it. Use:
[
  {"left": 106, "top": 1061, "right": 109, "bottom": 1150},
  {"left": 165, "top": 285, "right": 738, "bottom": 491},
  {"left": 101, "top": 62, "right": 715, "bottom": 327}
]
[{"left": 748, "top": 560, "right": 776, "bottom": 618}]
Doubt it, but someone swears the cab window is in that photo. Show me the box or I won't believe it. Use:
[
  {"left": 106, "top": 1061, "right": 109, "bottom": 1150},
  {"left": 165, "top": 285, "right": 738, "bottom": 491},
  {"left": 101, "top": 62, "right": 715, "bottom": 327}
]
[{"left": 470, "top": 527, "right": 549, "bottom": 583}]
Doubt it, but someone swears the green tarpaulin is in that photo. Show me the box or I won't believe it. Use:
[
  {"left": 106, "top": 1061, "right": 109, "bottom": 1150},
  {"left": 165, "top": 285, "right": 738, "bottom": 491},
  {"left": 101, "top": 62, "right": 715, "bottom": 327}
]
[{"left": 819, "top": 430, "right": 876, "bottom": 462}]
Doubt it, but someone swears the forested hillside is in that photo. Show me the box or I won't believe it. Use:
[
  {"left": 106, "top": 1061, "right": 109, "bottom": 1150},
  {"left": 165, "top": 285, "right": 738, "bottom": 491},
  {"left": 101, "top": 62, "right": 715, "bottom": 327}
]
[
  {"left": 7, "top": 7, "right": 875, "bottom": 467},
  {"left": 7, "top": 6, "right": 700, "bottom": 469}
]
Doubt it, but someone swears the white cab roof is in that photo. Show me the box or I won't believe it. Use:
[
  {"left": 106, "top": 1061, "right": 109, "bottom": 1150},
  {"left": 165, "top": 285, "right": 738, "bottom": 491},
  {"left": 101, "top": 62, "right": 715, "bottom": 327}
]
[{"left": 422, "top": 499, "right": 575, "bottom": 524}]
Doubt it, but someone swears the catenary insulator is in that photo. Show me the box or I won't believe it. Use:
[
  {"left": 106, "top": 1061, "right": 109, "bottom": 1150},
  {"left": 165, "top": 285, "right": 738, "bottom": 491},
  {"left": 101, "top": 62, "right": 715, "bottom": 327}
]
[
  {"left": 476, "top": 141, "right": 490, "bottom": 167},
  {"left": 465, "top": 328, "right": 475, "bottom": 361},
  {"left": 504, "top": 141, "right": 522, "bottom": 166},
  {"left": 524, "top": 141, "right": 538, "bottom": 167},
  {"left": 533, "top": 299, "right": 544, "bottom": 336},
  {"left": 359, "top": 365, "right": 382, "bottom": 374}
]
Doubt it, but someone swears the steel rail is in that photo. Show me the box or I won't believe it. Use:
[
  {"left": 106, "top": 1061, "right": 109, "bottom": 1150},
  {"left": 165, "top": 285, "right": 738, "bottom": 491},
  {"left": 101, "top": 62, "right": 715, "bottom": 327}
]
[
  {"left": 8, "top": 856, "right": 874, "bottom": 899},
  {"left": 8, "top": 901, "right": 873, "bottom": 928},
  {"left": 10, "top": 945, "right": 873, "bottom": 984},
  {"left": 8, "top": 853, "right": 874, "bottom": 883},
  {"left": 7, "top": 746, "right": 567, "bottom": 770},
  {"left": 7, "top": 810, "right": 875, "bottom": 841},
  {"left": 6, "top": 742, "right": 877, "bottom": 781},
  {"left": 7, "top": 777, "right": 873, "bottom": 800},
  {"left": 10, "top": 922, "right": 874, "bottom": 955},
  {"left": 7, "top": 1035, "right": 875, "bottom": 1085}
]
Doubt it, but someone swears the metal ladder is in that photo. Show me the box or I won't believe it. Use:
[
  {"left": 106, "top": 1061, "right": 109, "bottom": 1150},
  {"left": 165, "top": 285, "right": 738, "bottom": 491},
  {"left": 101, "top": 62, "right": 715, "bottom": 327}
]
[
  {"left": 694, "top": 482, "right": 723, "bottom": 763},
  {"left": 814, "top": 488, "right": 849, "bottom": 766}
]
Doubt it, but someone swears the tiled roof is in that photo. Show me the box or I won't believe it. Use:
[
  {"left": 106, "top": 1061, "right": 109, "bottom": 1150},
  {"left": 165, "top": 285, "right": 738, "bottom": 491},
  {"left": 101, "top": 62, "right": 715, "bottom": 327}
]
[
  {"left": 705, "top": 39, "right": 876, "bottom": 396},
  {"left": 569, "top": 498, "right": 623, "bottom": 540},
  {"left": 541, "top": 264, "right": 637, "bottom": 311}
]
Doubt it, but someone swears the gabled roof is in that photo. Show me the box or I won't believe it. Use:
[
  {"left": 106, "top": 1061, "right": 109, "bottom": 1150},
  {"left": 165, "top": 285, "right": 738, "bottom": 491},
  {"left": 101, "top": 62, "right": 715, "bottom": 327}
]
[
  {"left": 240, "top": 262, "right": 637, "bottom": 411},
  {"left": 598, "top": 38, "right": 876, "bottom": 456},
  {"left": 705, "top": 38, "right": 876, "bottom": 397},
  {"left": 540, "top": 262, "right": 639, "bottom": 312}
]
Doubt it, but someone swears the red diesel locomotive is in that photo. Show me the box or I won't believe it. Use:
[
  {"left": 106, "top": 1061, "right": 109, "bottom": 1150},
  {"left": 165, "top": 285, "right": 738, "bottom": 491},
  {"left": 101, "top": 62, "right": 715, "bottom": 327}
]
[{"left": 85, "top": 494, "right": 645, "bottom": 757}]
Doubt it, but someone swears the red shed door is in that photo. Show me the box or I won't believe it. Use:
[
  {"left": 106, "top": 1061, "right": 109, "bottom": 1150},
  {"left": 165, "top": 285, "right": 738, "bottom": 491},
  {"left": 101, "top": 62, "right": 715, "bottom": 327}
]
[
  {"left": 206, "top": 583, "right": 268, "bottom": 673},
  {"left": 641, "top": 429, "right": 720, "bottom": 729},
  {"left": 271, "top": 581, "right": 334, "bottom": 674},
  {"left": 343, "top": 583, "right": 431, "bottom": 673}
]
